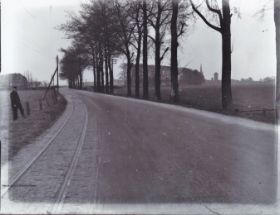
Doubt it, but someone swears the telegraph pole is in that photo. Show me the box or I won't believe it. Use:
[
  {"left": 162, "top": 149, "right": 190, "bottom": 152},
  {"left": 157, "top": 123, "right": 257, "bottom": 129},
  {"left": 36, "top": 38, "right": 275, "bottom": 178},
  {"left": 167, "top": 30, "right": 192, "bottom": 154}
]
[
  {"left": 43, "top": 55, "right": 60, "bottom": 100},
  {"left": 56, "top": 55, "right": 59, "bottom": 93}
]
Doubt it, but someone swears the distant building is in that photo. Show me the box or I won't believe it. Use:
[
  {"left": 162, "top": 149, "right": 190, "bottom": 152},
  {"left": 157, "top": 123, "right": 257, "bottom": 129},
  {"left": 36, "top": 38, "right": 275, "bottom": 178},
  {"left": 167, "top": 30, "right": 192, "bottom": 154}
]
[
  {"left": 200, "top": 64, "right": 203, "bottom": 74},
  {"left": 214, "top": 72, "right": 219, "bottom": 81},
  {"left": 121, "top": 64, "right": 205, "bottom": 86},
  {"left": 29, "top": 81, "right": 42, "bottom": 89},
  {"left": 0, "top": 73, "right": 28, "bottom": 90},
  {"left": 114, "top": 79, "right": 125, "bottom": 87},
  {"left": 180, "top": 68, "right": 205, "bottom": 85}
]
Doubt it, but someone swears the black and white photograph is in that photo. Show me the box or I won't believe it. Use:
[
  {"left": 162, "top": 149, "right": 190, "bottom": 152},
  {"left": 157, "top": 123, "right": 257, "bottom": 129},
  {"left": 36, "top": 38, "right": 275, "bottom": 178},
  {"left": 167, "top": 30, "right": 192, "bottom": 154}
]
[{"left": 0, "top": 0, "right": 279, "bottom": 214}]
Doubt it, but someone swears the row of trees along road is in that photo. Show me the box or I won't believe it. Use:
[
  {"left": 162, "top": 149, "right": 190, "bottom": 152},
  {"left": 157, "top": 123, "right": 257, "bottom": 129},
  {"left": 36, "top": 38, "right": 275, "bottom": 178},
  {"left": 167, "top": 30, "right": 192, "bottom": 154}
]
[
  {"left": 60, "top": 0, "right": 280, "bottom": 110},
  {"left": 60, "top": 0, "right": 191, "bottom": 102}
]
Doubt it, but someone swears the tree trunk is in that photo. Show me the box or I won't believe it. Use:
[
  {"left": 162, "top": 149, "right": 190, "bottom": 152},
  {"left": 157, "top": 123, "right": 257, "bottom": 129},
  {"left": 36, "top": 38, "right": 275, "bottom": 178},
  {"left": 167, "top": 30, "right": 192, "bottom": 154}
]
[
  {"left": 100, "top": 52, "right": 104, "bottom": 93},
  {"left": 105, "top": 51, "right": 109, "bottom": 94},
  {"left": 275, "top": 0, "right": 280, "bottom": 105},
  {"left": 79, "top": 71, "right": 83, "bottom": 89},
  {"left": 96, "top": 62, "right": 100, "bottom": 92},
  {"left": 135, "top": 31, "right": 142, "bottom": 98},
  {"left": 93, "top": 67, "right": 97, "bottom": 91},
  {"left": 155, "top": 27, "right": 161, "bottom": 100},
  {"left": 127, "top": 55, "right": 132, "bottom": 97},
  {"left": 170, "top": 1, "right": 179, "bottom": 103},
  {"left": 92, "top": 49, "right": 97, "bottom": 91},
  {"left": 108, "top": 55, "right": 114, "bottom": 94},
  {"left": 221, "top": 0, "right": 232, "bottom": 109},
  {"left": 221, "top": 32, "right": 232, "bottom": 109},
  {"left": 75, "top": 77, "right": 78, "bottom": 89},
  {"left": 142, "top": 0, "right": 149, "bottom": 99},
  {"left": 96, "top": 46, "right": 101, "bottom": 92}
]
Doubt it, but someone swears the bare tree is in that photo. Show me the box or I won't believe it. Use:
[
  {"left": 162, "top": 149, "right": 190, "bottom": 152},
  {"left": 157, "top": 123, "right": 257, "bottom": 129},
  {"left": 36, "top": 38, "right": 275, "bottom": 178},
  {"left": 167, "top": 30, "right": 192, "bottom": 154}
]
[
  {"left": 275, "top": 0, "right": 280, "bottom": 105},
  {"left": 142, "top": 0, "right": 149, "bottom": 99},
  {"left": 170, "top": 0, "right": 190, "bottom": 103},
  {"left": 148, "top": 0, "right": 171, "bottom": 100},
  {"left": 130, "top": 1, "right": 144, "bottom": 98},
  {"left": 114, "top": 0, "right": 135, "bottom": 97},
  {"left": 60, "top": 42, "right": 89, "bottom": 89},
  {"left": 24, "top": 71, "right": 34, "bottom": 89},
  {"left": 191, "top": 0, "right": 232, "bottom": 109},
  {"left": 0, "top": 2, "right": 1, "bottom": 73},
  {"left": 60, "top": 0, "right": 122, "bottom": 93},
  {"left": 59, "top": 10, "right": 99, "bottom": 90}
]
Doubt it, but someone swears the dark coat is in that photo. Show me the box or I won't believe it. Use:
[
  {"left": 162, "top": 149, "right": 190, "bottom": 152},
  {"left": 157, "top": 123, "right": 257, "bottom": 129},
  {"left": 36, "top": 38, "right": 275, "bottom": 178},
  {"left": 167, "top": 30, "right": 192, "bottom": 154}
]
[{"left": 10, "top": 90, "right": 22, "bottom": 108}]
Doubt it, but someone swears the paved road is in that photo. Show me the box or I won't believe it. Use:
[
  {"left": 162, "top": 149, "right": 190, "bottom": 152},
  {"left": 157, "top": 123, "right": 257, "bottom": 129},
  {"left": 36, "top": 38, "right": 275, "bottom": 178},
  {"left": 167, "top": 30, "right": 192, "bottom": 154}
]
[{"left": 1, "top": 89, "right": 278, "bottom": 214}]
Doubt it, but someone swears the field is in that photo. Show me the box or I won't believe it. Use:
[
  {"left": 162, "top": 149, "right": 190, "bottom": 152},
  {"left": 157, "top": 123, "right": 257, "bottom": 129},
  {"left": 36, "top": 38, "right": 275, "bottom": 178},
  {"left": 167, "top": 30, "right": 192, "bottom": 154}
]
[
  {"left": 114, "top": 83, "right": 276, "bottom": 124},
  {"left": 0, "top": 89, "right": 66, "bottom": 163}
]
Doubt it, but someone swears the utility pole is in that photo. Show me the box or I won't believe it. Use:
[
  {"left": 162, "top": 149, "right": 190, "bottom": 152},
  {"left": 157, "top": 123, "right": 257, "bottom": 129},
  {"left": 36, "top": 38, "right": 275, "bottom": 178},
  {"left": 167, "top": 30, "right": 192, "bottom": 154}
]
[
  {"left": 43, "top": 55, "right": 60, "bottom": 101},
  {"left": 56, "top": 55, "right": 59, "bottom": 93}
]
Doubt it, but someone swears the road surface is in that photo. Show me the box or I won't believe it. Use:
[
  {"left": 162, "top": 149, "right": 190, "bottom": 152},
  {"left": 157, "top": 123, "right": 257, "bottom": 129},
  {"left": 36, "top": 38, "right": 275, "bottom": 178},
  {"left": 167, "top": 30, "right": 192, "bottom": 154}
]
[{"left": 1, "top": 88, "right": 278, "bottom": 214}]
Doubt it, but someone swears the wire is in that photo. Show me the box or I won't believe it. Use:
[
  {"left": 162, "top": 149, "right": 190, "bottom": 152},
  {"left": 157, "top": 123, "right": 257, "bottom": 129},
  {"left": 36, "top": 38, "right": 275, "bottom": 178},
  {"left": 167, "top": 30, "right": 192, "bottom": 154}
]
[
  {"left": 14, "top": 37, "right": 54, "bottom": 61},
  {"left": 18, "top": 0, "right": 36, "bottom": 19}
]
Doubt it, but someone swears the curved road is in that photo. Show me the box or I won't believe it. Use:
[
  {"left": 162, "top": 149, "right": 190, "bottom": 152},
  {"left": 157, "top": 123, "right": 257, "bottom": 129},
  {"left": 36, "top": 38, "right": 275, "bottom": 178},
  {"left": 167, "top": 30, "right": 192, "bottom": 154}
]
[{"left": 1, "top": 88, "right": 278, "bottom": 214}]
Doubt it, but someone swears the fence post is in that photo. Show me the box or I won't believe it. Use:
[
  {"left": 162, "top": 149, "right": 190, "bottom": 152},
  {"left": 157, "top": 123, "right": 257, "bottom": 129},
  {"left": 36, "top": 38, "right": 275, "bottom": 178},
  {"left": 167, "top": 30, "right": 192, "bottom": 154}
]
[
  {"left": 25, "top": 102, "right": 30, "bottom": 116},
  {"left": 46, "top": 97, "right": 50, "bottom": 106},
  {"left": 56, "top": 55, "right": 59, "bottom": 93},
  {"left": 52, "top": 88, "right": 57, "bottom": 104},
  {"left": 39, "top": 99, "right": 43, "bottom": 110}
]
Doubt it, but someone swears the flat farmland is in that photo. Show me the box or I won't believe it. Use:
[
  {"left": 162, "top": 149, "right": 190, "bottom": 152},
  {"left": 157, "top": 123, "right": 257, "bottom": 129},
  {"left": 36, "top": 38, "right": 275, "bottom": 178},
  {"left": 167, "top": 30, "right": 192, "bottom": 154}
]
[
  {"left": 114, "top": 83, "right": 276, "bottom": 124},
  {"left": 0, "top": 89, "right": 66, "bottom": 164}
]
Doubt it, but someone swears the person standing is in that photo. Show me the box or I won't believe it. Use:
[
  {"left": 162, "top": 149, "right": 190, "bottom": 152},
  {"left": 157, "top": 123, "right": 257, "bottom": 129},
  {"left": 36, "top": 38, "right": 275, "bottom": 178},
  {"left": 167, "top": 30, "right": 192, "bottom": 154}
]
[{"left": 10, "top": 86, "right": 25, "bottom": 120}]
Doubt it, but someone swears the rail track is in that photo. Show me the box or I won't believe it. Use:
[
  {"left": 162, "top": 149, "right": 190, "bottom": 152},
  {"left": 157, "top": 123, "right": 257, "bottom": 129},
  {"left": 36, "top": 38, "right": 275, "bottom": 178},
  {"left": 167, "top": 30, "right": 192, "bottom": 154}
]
[
  {"left": 1, "top": 97, "right": 89, "bottom": 214},
  {"left": 51, "top": 104, "right": 88, "bottom": 213}
]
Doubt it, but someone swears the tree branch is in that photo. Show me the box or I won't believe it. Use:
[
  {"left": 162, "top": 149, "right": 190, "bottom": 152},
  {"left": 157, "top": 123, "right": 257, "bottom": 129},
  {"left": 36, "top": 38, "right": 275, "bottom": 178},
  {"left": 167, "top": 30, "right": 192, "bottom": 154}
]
[
  {"left": 159, "top": 10, "right": 171, "bottom": 26},
  {"left": 160, "top": 47, "right": 169, "bottom": 61},
  {"left": 177, "top": 22, "right": 186, "bottom": 37},
  {"left": 159, "top": 29, "right": 166, "bottom": 42},
  {"left": 190, "top": 0, "right": 221, "bottom": 33},
  {"left": 147, "top": 16, "right": 156, "bottom": 28},
  {"left": 206, "top": 0, "right": 222, "bottom": 20},
  {"left": 129, "top": 41, "right": 138, "bottom": 50},
  {"left": 148, "top": 35, "right": 156, "bottom": 43},
  {"left": 130, "top": 52, "right": 135, "bottom": 61}
]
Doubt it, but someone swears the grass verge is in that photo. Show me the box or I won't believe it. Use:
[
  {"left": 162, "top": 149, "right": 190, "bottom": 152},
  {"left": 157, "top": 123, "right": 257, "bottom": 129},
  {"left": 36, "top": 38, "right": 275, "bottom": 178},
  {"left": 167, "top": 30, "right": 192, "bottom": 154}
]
[{"left": 8, "top": 89, "right": 67, "bottom": 159}]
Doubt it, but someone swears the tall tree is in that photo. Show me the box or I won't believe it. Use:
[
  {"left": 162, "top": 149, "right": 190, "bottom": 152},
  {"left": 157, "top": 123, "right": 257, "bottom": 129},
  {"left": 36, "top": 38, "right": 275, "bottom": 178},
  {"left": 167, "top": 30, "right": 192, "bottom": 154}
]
[
  {"left": 170, "top": 0, "right": 179, "bottom": 103},
  {"left": 114, "top": 0, "right": 135, "bottom": 97},
  {"left": 142, "top": 0, "right": 149, "bottom": 99},
  {"left": 60, "top": 43, "right": 88, "bottom": 89},
  {"left": 148, "top": 0, "right": 171, "bottom": 100},
  {"left": 275, "top": 0, "right": 280, "bottom": 106},
  {"left": 0, "top": 2, "right": 1, "bottom": 73},
  {"left": 130, "top": 1, "right": 143, "bottom": 98},
  {"left": 170, "top": 0, "right": 189, "bottom": 103},
  {"left": 60, "top": 0, "right": 121, "bottom": 93},
  {"left": 191, "top": 0, "right": 232, "bottom": 109}
]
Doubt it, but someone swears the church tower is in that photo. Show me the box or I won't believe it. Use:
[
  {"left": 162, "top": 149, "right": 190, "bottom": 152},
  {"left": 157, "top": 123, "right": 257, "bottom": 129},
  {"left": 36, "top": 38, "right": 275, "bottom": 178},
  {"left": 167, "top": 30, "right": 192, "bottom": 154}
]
[{"left": 200, "top": 64, "right": 203, "bottom": 74}]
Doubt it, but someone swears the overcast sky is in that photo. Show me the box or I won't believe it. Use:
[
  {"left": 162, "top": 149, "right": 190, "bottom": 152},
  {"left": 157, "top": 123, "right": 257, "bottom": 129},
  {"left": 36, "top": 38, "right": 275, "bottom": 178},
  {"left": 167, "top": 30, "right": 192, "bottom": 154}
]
[{"left": 1, "top": 0, "right": 276, "bottom": 83}]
